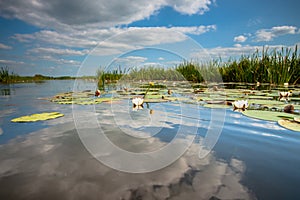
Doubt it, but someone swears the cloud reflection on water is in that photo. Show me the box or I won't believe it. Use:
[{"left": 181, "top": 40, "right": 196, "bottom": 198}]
[{"left": 0, "top": 121, "right": 255, "bottom": 199}]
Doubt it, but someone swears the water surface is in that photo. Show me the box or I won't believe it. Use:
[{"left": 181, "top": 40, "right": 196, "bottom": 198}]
[{"left": 0, "top": 80, "right": 300, "bottom": 199}]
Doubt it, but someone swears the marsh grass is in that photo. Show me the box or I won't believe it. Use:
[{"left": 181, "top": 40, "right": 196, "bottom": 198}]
[
  {"left": 96, "top": 46, "right": 299, "bottom": 87},
  {"left": 96, "top": 66, "right": 127, "bottom": 89},
  {"left": 220, "top": 46, "right": 300, "bottom": 84},
  {"left": 0, "top": 66, "right": 18, "bottom": 83}
]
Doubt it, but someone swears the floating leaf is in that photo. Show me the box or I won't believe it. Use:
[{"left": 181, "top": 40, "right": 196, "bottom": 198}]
[
  {"left": 247, "top": 95, "right": 273, "bottom": 100},
  {"left": 144, "top": 98, "right": 169, "bottom": 103},
  {"left": 248, "top": 99, "right": 285, "bottom": 105},
  {"left": 203, "top": 104, "right": 231, "bottom": 109},
  {"left": 11, "top": 112, "right": 64, "bottom": 123},
  {"left": 278, "top": 119, "right": 300, "bottom": 132},
  {"left": 242, "top": 110, "right": 297, "bottom": 122}
]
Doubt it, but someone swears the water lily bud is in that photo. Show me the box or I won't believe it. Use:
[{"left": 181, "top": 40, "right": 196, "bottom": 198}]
[
  {"left": 149, "top": 82, "right": 154, "bottom": 86},
  {"left": 95, "top": 89, "right": 101, "bottom": 97}
]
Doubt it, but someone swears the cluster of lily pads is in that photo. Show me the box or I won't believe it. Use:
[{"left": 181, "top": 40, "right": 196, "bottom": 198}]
[
  {"left": 49, "top": 90, "right": 116, "bottom": 105},
  {"left": 113, "top": 82, "right": 300, "bottom": 131},
  {"left": 10, "top": 82, "right": 300, "bottom": 132}
]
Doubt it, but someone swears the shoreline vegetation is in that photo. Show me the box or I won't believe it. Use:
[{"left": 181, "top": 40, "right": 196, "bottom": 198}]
[
  {"left": 97, "top": 46, "right": 300, "bottom": 89},
  {"left": 0, "top": 66, "right": 95, "bottom": 84}
]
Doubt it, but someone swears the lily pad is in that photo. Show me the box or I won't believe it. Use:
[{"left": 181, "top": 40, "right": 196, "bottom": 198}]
[
  {"left": 247, "top": 95, "right": 273, "bottom": 100},
  {"left": 11, "top": 112, "right": 64, "bottom": 123},
  {"left": 203, "top": 104, "right": 231, "bottom": 109},
  {"left": 164, "top": 96, "right": 190, "bottom": 102},
  {"left": 278, "top": 119, "right": 300, "bottom": 132},
  {"left": 248, "top": 99, "right": 285, "bottom": 106},
  {"left": 144, "top": 98, "right": 169, "bottom": 103},
  {"left": 242, "top": 110, "right": 297, "bottom": 122}
]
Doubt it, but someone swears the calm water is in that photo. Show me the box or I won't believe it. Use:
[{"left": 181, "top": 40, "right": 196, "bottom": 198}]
[{"left": 0, "top": 80, "right": 300, "bottom": 200}]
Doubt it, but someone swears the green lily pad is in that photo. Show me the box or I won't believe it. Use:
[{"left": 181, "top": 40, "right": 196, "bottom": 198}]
[
  {"left": 143, "top": 94, "right": 165, "bottom": 99},
  {"left": 291, "top": 97, "right": 300, "bottom": 101},
  {"left": 203, "top": 104, "right": 231, "bottom": 109},
  {"left": 242, "top": 110, "right": 297, "bottom": 122},
  {"left": 247, "top": 95, "right": 273, "bottom": 100},
  {"left": 278, "top": 119, "right": 300, "bottom": 132},
  {"left": 11, "top": 112, "right": 64, "bottom": 123},
  {"left": 164, "top": 96, "right": 190, "bottom": 102},
  {"left": 248, "top": 99, "right": 285, "bottom": 106},
  {"left": 144, "top": 98, "right": 169, "bottom": 103}
]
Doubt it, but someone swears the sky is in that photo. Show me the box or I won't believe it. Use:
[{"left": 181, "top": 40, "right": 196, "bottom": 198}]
[{"left": 0, "top": 0, "right": 299, "bottom": 76}]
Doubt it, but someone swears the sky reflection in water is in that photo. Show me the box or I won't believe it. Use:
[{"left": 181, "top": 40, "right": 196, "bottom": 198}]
[{"left": 1, "top": 80, "right": 300, "bottom": 199}]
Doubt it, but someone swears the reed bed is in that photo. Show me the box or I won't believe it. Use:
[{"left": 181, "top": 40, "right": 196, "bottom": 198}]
[
  {"left": 219, "top": 45, "right": 300, "bottom": 84},
  {"left": 96, "top": 45, "right": 299, "bottom": 87}
]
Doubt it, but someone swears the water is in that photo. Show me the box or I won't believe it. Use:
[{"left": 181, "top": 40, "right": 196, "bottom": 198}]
[{"left": 0, "top": 80, "right": 300, "bottom": 199}]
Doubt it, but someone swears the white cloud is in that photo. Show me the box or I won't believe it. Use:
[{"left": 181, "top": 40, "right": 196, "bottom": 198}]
[
  {"left": 191, "top": 44, "right": 298, "bottom": 61},
  {"left": 56, "top": 59, "right": 81, "bottom": 66},
  {"left": 233, "top": 35, "right": 247, "bottom": 43},
  {"left": 13, "top": 25, "right": 215, "bottom": 59},
  {"left": 233, "top": 44, "right": 242, "bottom": 48},
  {"left": 167, "top": 0, "right": 213, "bottom": 15},
  {"left": 12, "top": 30, "right": 100, "bottom": 48},
  {"left": 0, "top": 43, "right": 12, "bottom": 50},
  {"left": 0, "top": 0, "right": 214, "bottom": 30},
  {"left": 170, "top": 25, "right": 216, "bottom": 35},
  {"left": 28, "top": 47, "right": 89, "bottom": 56},
  {"left": 255, "top": 26, "right": 298, "bottom": 42},
  {"left": 13, "top": 26, "right": 216, "bottom": 52},
  {"left": 113, "top": 56, "right": 148, "bottom": 67},
  {"left": 0, "top": 59, "right": 25, "bottom": 65}
]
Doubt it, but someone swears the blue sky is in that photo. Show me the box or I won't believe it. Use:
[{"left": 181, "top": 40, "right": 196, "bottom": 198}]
[{"left": 0, "top": 0, "right": 299, "bottom": 76}]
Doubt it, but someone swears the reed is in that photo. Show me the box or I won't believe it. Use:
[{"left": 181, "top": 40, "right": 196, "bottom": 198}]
[
  {"left": 96, "top": 45, "right": 300, "bottom": 86},
  {"left": 219, "top": 45, "right": 300, "bottom": 84},
  {"left": 96, "top": 66, "right": 128, "bottom": 89},
  {"left": 125, "top": 66, "right": 185, "bottom": 81},
  {"left": 0, "top": 66, "right": 18, "bottom": 83}
]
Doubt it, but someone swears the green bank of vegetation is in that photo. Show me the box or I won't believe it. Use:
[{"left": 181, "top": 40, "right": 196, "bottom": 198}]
[
  {"left": 96, "top": 46, "right": 300, "bottom": 88},
  {"left": 0, "top": 66, "right": 79, "bottom": 83}
]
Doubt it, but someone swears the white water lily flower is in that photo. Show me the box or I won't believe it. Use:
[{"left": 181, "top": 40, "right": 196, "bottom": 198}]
[
  {"left": 279, "top": 91, "right": 291, "bottom": 98},
  {"left": 132, "top": 97, "right": 144, "bottom": 107},
  {"left": 233, "top": 100, "right": 248, "bottom": 110}
]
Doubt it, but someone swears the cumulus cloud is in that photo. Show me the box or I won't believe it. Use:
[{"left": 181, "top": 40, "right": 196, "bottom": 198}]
[
  {"left": 0, "top": 0, "right": 214, "bottom": 30},
  {"left": 191, "top": 44, "right": 297, "bottom": 60},
  {"left": 13, "top": 26, "right": 216, "bottom": 49},
  {"left": 13, "top": 25, "right": 216, "bottom": 59},
  {"left": 113, "top": 56, "right": 148, "bottom": 67},
  {"left": 255, "top": 26, "right": 298, "bottom": 42},
  {"left": 167, "top": 0, "right": 213, "bottom": 15},
  {"left": 0, "top": 59, "right": 25, "bottom": 65},
  {"left": 233, "top": 35, "right": 247, "bottom": 43},
  {"left": 171, "top": 25, "right": 216, "bottom": 35},
  {"left": 0, "top": 43, "right": 12, "bottom": 50},
  {"left": 28, "top": 47, "right": 89, "bottom": 56}
]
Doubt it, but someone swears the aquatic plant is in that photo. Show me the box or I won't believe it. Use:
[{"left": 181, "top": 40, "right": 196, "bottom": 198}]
[
  {"left": 11, "top": 112, "right": 64, "bottom": 122},
  {"left": 0, "top": 66, "right": 18, "bottom": 83},
  {"left": 233, "top": 100, "right": 249, "bottom": 111},
  {"left": 126, "top": 66, "right": 184, "bottom": 81},
  {"left": 242, "top": 110, "right": 297, "bottom": 122},
  {"left": 278, "top": 119, "right": 300, "bottom": 132},
  {"left": 219, "top": 45, "right": 300, "bottom": 85},
  {"left": 96, "top": 66, "right": 126, "bottom": 89}
]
